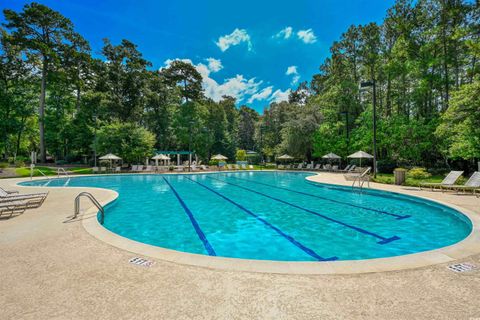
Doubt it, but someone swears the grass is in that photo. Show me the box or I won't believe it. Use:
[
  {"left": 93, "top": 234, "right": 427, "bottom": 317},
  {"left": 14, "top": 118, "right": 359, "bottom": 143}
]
[
  {"left": 15, "top": 166, "right": 93, "bottom": 177},
  {"left": 371, "top": 173, "right": 465, "bottom": 187}
]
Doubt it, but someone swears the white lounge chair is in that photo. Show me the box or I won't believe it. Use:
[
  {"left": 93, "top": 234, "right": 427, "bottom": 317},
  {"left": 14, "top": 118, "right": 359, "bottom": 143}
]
[
  {"left": 241, "top": 164, "right": 246, "bottom": 170},
  {"left": 0, "top": 188, "right": 48, "bottom": 204},
  {"left": 92, "top": 167, "right": 99, "bottom": 173},
  {"left": 100, "top": 167, "right": 107, "bottom": 173},
  {"left": 420, "top": 171, "right": 464, "bottom": 190},
  {"left": 249, "top": 165, "right": 254, "bottom": 169},
  {"left": 441, "top": 171, "right": 480, "bottom": 195},
  {"left": 0, "top": 198, "right": 46, "bottom": 217},
  {"left": 296, "top": 163, "right": 304, "bottom": 170}
]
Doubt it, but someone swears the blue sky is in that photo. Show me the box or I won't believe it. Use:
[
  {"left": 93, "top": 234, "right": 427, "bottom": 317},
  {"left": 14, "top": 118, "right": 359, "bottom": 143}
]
[{"left": 1, "top": 0, "right": 395, "bottom": 112}]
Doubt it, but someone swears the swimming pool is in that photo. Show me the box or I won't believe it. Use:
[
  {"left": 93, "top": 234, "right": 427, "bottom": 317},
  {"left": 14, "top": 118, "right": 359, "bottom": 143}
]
[{"left": 21, "top": 172, "right": 472, "bottom": 261}]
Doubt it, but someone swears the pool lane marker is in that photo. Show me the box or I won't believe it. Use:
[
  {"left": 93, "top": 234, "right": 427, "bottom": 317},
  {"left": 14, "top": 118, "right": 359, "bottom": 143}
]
[
  {"left": 225, "top": 175, "right": 410, "bottom": 220},
  {"left": 206, "top": 176, "right": 400, "bottom": 245},
  {"left": 185, "top": 177, "right": 338, "bottom": 261},
  {"left": 162, "top": 177, "right": 216, "bottom": 256}
]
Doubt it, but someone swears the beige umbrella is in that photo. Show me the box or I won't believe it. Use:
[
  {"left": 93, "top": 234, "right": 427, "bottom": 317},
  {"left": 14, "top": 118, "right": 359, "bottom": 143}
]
[
  {"left": 99, "top": 153, "right": 121, "bottom": 160},
  {"left": 212, "top": 154, "right": 228, "bottom": 160},
  {"left": 322, "top": 152, "right": 341, "bottom": 160},
  {"left": 99, "top": 153, "right": 121, "bottom": 167},
  {"left": 277, "top": 154, "right": 294, "bottom": 160},
  {"left": 347, "top": 150, "right": 373, "bottom": 167}
]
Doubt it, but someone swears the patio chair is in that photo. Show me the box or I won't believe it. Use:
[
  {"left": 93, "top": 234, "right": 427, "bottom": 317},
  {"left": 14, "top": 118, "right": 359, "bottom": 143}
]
[
  {"left": 440, "top": 171, "right": 480, "bottom": 195},
  {"left": 305, "top": 164, "right": 313, "bottom": 170},
  {"left": 241, "top": 164, "right": 247, "bottom": 170},
  {"left": 338, "top": 164, "right": 352, "bottom": 172},
  {"left": 296, "top": 163, "right": 304, "bottom": 170},
  {"left": 0, "top": 187, "right": 19, "bottom": 195},
  {"left": 0, "top": 196, "right": 48, "bottom": 217},
  {"left": 92, "top": 167, "right": 99, "bottom": 173},
  {"left": 234, "top": 164, "right": 240, "bottom": 170},
  {"left": 0, "top": 188, "right": 48, "bottom": 203},
  {"left": 145, "top": 165, "right": 153, "bottom": 172},
  {"left": 174, "top": 166, "right": 184, "bottom": 172},
  {"left": 226, "top": 164, "right": 233, "bottom": 170},
  {"left": 249, "top": 165, "right": 254, "bottom": 169},
  {"left": 419, "top": 171, "right": 464, "bottom": 191},
  {"left": 332, "top": 165, "right": 339, "bottom": 172},
  {"left": 314, "top": 164, "right": 321, "bottom": 170},
  {"left": 100, "top": 167, "right": 107, "bottom": 173},
  {"left": 115, "top": 166, "right": 121, "bottom": 173}
]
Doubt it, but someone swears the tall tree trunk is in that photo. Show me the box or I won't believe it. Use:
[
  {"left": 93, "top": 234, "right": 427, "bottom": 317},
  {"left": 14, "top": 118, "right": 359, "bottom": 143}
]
[
  {"left": 75, "top": 84, "right": 81, "bottom": 112},
  {"left": 441, "top": 13, "right": 450, "bottom": 111},
  {"left": 15, "top": 115, "right": 26, "bottom": 158},
  {"left": 39, "top": 58, "right": 47, "bottom": 163}
]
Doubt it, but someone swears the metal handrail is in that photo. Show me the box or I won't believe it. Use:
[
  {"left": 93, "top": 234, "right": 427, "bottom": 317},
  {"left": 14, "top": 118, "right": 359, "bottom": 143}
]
[
  {"left": 352, "top": 167, "right": 372, "bottom": 191},
  {"left": 57, "top": 167, "right": 69, "bottom": 178},
  {"left": 74, "top": 192, "right": 105, "bottom": 224},
  {"left": 37, "top": 169, "right": 50, "bottom": 180}
]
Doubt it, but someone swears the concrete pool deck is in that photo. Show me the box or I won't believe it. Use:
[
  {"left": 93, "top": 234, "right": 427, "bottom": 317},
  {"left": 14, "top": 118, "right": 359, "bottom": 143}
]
[{"left": 1, "top": 172, "right": 480, "bottom": 319}]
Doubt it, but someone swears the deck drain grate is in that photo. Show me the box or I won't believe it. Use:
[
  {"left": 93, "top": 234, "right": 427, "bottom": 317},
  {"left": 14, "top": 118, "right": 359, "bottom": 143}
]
[
  {"left": 447, "top": 262, "right": 477, "bottom": 273},
  {"left": 129, "top": 257, "right": 155, "bottom": 268}
]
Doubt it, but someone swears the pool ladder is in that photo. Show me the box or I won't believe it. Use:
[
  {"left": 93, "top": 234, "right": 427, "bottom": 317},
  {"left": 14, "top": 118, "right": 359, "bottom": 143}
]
[
  {"left": 57, "top": 167, "right": 69, "bottom": 178},
  {"left": 352, "top": 167, "right": 371, "bottom": 192},
  {"left": 73, "top": 192, "right": 105, "bottom": 224}
]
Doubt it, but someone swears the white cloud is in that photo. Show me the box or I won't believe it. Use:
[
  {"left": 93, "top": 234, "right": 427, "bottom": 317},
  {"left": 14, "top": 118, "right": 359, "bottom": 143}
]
[
  {"left": 286, "top": 65, "right": 300, "bottom": 85},
  {"left": 215, "top": 28, "right": 252, "bottom": 52},
  {"left": 206, "top": 58, "right": 223, "bottom": 72},
  {"left": 286, "top": 65, "right": 297, "bottom": 75},
  {"left": 163, "top": 58, "right": 302, "bottom": 105},
  {"left": 297, "top": 29, "right": 317, "bottom": 44},
  {"left": 274, "top": 26, "right": 293, "bottom": 39},
  {"left": 163, "top": 58, "right": 262, "bottom": 103},
  {"left": 247, "top": 86, "right": 273, "bottom": 103},
  {"left": 269, "top": 89, "right": 291, "bottom": 103}
]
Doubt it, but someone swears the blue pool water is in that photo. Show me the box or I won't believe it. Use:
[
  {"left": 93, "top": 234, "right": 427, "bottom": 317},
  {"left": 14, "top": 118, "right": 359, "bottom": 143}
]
[{"left": 21, "top": 172, "right": 472, "bottom": 261}]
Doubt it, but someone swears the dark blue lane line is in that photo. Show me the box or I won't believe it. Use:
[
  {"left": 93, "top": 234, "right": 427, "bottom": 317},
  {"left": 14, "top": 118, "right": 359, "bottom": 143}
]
[
  {"left": 185, "top": 177, "right": 338, "bottom": 261},
  {"left": 162, "top": 177, "right": 216, "bottom": 256},
  {"left": 206, "top": 176, "right": 400, "bottom": 245},
  {"left": 225, "top": 175, "right": 410, "bottom": 220}
]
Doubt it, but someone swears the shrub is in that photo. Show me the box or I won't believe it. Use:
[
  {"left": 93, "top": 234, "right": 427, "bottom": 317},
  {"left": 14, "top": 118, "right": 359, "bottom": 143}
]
[
  {"left": 408, "top": 167, "right": 431, "bottom": 179},
  {"left": 236, "top": 149, "right": 247, "bottom": 161},
  {"left": 14, "top": 160, "right": 25, "bottom": 168}
]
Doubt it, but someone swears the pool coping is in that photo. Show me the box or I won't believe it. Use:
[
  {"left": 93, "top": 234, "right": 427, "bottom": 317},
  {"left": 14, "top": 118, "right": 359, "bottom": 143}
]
[{"left": 17, "top": 171, "right": 480, "bottom": 275}]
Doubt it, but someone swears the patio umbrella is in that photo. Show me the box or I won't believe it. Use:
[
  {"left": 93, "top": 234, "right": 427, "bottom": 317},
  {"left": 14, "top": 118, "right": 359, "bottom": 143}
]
[
  {"left": 212, "top": 154, "right": 228, "bottom": 160},
  {"left": 322, "top": 152, "right": 341, "bottom": 160},
  {"left": 347, "top": 150, "right": 373, "bottom": 167},
  {"left": 322, "top": 152, "right": 341, "bottom": 166},
  {"left": 277, "top": 154, "right": 294, "bottom": 160},
  {"left": 99, "top": 153, "right": 121, "bottom": 167}
]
